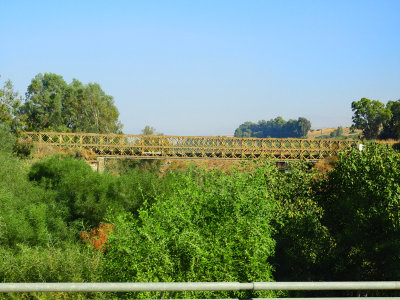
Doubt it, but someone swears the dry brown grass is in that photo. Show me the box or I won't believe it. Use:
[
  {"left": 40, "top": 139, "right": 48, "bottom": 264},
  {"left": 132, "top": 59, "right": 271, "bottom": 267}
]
[
  {"left": 313, "top": 155, "right": 338, "bottom": 174},
  {"left": 307, "top": 127, "right": 361, "bottom": 139},
  {"left": 31, "top": 144, "right": 97, "bottom": 162},
  {"left": 376, "top": 139, "right": 400, "bottom": 146}
]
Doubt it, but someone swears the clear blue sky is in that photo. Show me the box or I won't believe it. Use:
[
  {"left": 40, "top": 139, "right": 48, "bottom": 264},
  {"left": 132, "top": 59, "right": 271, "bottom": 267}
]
[{"left": 1, "top": 0, "right": 399, "bottom": 136}]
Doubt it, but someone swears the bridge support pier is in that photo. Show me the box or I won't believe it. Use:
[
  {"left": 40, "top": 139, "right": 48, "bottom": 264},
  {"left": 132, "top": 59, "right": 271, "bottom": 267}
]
[{"left": 97, "top": 157, "right": 105, "bottom": 173}]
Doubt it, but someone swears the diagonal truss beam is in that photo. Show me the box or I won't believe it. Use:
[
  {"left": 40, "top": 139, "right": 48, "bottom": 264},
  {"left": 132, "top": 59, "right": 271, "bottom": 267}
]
[{"left": 21, "top": 132, "right": 359, "bottom": 160}]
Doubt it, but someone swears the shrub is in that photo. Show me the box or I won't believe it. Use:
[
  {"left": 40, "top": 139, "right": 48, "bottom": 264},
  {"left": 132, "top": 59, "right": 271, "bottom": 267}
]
[
  {"left": 28, "top": 155, "right": 169, "bottom": 228},
  {"left": 314, "top": 143, "right": 400, "bottom": 281},
  {"left": 0, "top": 125, "right": 15, "bottom": 154},
  {"left": 270, "top": 162, "right": 333, "bottom": 282},
  {"left": 0, "top": 244, "right": 105, "bottom": 299},
  {"left": 103, "top": 163, "right": 283, "bottom": 298},
  {"left": 0, "top": 151, "right": 68, "bottom": 247}
]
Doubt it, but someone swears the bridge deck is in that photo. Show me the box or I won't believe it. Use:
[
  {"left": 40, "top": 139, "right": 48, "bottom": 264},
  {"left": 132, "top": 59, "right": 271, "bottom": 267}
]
[{"left": 21, "top": 132, "right": 358, "bottom": 160}]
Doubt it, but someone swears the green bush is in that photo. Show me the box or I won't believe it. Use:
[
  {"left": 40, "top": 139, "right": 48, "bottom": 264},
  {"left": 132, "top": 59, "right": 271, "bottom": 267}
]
[
  {"left": 0, "top": 243, "right": 103, "bottom": 282},
  {"left": 0, "top": 244, "right": 105, "bottom": 299},
  {"left": 28, "top": 155, "right": 124, "bottom": 227},
  {"left": 0, "top": 151, "right": 68, "bottom": 247},
  {"left": 0, "top": 126, "right": 15, "bottom": 154},
  {"left": 315, "top": 143, "right": 400, "bottom": 281},
  {"left": 270, "top": 162, "right": 333, "bottom": 282},
  {"left": 103, "top": 163, "right": 283, "bottom": 298},
  {"left": 28, "top": 155, "right": 169, "bottom": 227}
]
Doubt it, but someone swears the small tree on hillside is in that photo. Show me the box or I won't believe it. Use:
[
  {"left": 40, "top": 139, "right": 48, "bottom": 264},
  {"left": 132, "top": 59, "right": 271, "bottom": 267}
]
[{"left": 330, "top": 126, "right": 343, "bottom": 138}]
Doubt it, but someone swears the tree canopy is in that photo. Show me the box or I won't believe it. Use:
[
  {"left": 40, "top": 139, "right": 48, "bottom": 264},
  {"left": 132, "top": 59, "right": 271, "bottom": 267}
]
[
  {"left": 314, "top": 143, "right": 400, "bottom": 281},
  {"left": 351, "top": 97, "right": 400, "bottom": 140},
  {"left": 234, "top": 116, "right": 311, "bottom": 138},
  {"left": 329, "top": 126, "right": 343, "bottom": 138},
  {"left": 378, "top": 100, "right": 400, "bottom": 139},
  {"left": 141, "top": 125, "right": 159, "bottom": 135},
  {"left": 20, "top": 73, "right": 122, "bottom": 133},
  {"left": 351, "top": 98, "right": 391, "bottom": 139},
  {"left": 0, "top": 78, "right": 24, "bottom": 132}
]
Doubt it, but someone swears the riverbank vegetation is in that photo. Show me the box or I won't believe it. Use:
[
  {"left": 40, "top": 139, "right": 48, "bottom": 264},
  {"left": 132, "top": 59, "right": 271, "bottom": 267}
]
[{"left": 1, "top": 126, "right": 400, "bottom": 298}]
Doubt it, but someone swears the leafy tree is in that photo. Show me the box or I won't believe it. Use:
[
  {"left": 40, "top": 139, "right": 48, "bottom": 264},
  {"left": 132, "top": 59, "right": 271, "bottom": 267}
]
[
  {"left": 379, "top": 100, "right": 400, "bottom": 139},
  {"left": 314, "top": 143, "right": 400, "bottom": 281},
  {"left": 21, "top": 73, "right": 68, "bottom": 131},
  {"left": 234, "top": 117, "right": 311, "bottom": 138},
  {"left": 141, "top": 125, "right": 157, "bottom": 135},
  {"left": 0, "top": 78, "right": 24, "bottom": 132},
  {"left": 63, "top": 80, "right": 122, "bottom": 133},
  {"left": 20, "top": 73, "right": 122, "bottom": 133},
  {"left": 297, "top": 117, "right": 312, "bottom": 138},
  {"left": 351, "top": 98, "right": 391, "bottom": 139},
  {"left": 330, "top": 126, "right": 343, "bottom": 138},
  {"left": 234, "top": 121, "right": 256, "bottom": 137}
]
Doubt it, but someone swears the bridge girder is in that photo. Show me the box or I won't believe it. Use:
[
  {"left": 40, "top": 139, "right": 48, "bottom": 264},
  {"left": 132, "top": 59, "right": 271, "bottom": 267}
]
[{"left": 21, "top": 132, "right": 358, "bottom": 161}]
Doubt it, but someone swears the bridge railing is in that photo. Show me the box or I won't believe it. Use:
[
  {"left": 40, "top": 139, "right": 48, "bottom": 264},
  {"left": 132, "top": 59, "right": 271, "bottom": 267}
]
[
  {"left": 20, "top": 132, "right": 359, "bottom": 160},
  {"left": 1, "top": 281, "right": 399, "bottom": 298}
]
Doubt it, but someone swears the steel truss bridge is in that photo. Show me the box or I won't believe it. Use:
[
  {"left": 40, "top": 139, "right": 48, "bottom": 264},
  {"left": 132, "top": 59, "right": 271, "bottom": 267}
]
[{"left": 21, "top": 132, "right": 358, "bottom": 161}]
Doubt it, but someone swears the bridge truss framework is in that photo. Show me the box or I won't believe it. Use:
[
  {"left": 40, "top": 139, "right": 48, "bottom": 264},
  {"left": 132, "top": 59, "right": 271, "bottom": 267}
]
[{"left": 21, "top": 132, "right": 358, "bottom": 161}]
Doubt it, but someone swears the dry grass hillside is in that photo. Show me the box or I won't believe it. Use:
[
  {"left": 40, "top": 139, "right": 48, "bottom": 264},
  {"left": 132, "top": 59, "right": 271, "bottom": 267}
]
[{"left": 307, "top": 127, "right": 361, "bottom": 139}]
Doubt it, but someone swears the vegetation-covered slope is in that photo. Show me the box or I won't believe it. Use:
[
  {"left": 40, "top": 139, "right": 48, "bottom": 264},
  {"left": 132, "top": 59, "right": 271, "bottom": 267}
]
[{"left": 1, "top": 126, "right": 400, "bottom": 298}]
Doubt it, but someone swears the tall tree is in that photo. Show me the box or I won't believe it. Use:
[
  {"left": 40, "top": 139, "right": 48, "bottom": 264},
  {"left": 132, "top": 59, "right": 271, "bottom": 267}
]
[
  {"left": 234, "top": 121, "right": 255, "bottom": 137},
  {"left": 141, "top": 125, "right": 157, "bottom": 135},
  {"left": 330, "top": 126, "right": 344, "bottom": 138},
  {"left": 379, "top": 100, "right": 400, "bottom": 139},
  {"left": 63, "top": 80, "right": 122, "bottom": 133},
  {"left": 351, "top": 98, "right": 391, "bottom": 139},
  {"left": 0, "top": 78, "right": 24, "bottom": 132},
  {"left": 234, "top": 117, "right": 311, "bottom": 138},
  {"left": 297, "top": 117, "right": 312, "bottom": 138},
  {"left": 21, "top": 73, "right": 122, "bottom": 133},
  {"left": 22, "top": 73, "right": 67, "bottom": 131}
]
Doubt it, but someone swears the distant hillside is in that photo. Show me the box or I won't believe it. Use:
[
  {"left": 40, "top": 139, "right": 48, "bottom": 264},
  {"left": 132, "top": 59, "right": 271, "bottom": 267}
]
[{"left": 308, "top": 127, "right": 361, "bottom": 139}]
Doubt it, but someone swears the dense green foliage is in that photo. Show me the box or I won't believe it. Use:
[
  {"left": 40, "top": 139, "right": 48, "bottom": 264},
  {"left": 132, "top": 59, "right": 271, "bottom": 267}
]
[
  {"left": 2, "top": 123, "right": 400, "bottom": 297},
  {"left": 103, "top": 165, "right": 279, "bottom": 298},
  {"left": 21, "top": 73, "right": 122, "bottom": 133},
  {"left": 0, "top": 130, "right": 68, "bottom": 247},
  {"left": 351, "top": 97, "right": 400, "bottom": 140},
  {"left": 5, "top": 71, "right": 400, "bottom": 297},
  {"left": 234, "top": 116, "right": 311, "bottom": 138},
  {"left": 351, "top": 98, "right": 391, "bottom": 139},
  {"left": 0, "top": 73, "right": 122, "bottom": 134},
  {"left": 0, "top": 128, "right": 105, "bottom": 299},
  {"left": 329, "top": 126, "right": 343, "bottom": 138},
  {"left": 269, "top": 163, "right": 332, "bottom": 282},
  {"left": 28, "top": 155, "right": 169, "bottom": 227},
  {"left": 0, "top": 79, "right": 24, "bottom": 133},
  {"left": 379, "top": 100, "right": 400, "bottom": 139},
  {"left": 315, "top": 143, "right": 400, "bottom": 281},
  {"left": 0, "top": 244, "right": 103, "bottom": 282}
]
